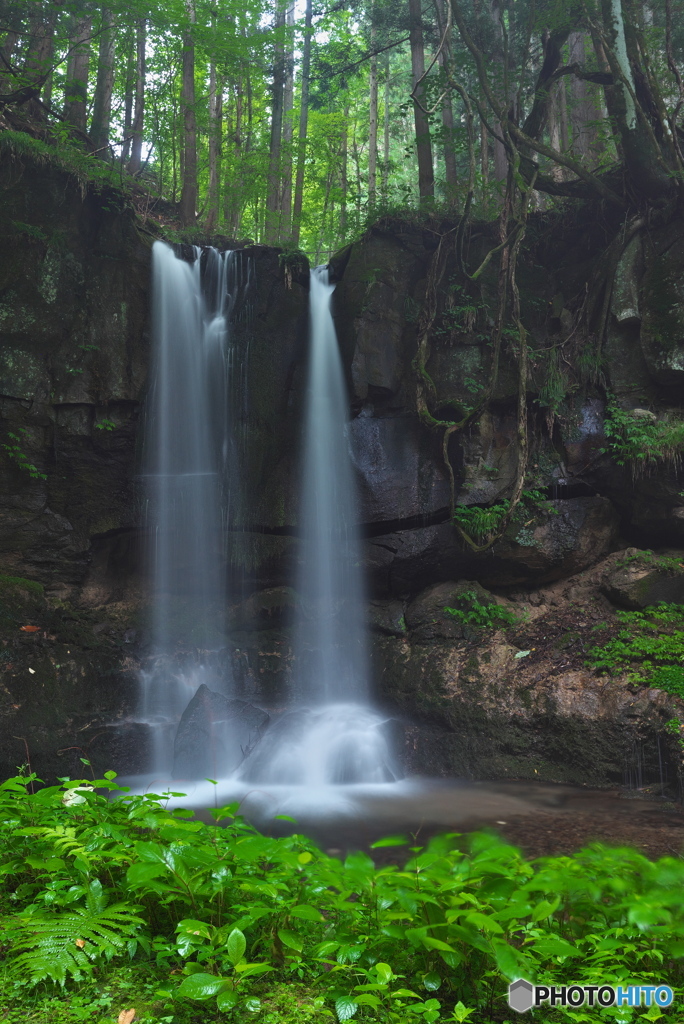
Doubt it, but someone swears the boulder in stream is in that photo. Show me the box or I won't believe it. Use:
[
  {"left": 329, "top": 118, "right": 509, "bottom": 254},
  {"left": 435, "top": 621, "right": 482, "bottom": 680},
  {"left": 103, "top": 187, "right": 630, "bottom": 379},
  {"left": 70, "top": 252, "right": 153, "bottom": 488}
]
[{"left": 172, "top": 684, "right": 270, "bottom": 779}]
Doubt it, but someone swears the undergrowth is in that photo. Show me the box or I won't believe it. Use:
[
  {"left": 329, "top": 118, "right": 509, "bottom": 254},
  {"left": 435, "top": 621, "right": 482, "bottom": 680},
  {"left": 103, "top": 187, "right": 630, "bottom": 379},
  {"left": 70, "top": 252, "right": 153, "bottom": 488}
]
[
  {"left": 0, "top": 774, "right": 683, "bottom": 1023},
  {"left": 602, "top": 399, "right": 684, "bottom": 474},
  {"left": 586, "top": 602, "right": 684, "bottom": 698},
  {"left": 452, "top": 489, "right": 556, "bottom": 546},
  {"left": 444, "top": 591, "right": 518, "bottom": 628},
  {"left": 0, "top": 129, "right": 132, "bottom": 201}
]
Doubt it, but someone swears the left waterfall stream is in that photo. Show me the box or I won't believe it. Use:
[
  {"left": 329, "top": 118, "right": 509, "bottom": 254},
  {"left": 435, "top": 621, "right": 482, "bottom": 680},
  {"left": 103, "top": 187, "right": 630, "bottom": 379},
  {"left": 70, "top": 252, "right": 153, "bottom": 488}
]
[{"left": 136, "top": 241, "right": 254, "bottom": 778}]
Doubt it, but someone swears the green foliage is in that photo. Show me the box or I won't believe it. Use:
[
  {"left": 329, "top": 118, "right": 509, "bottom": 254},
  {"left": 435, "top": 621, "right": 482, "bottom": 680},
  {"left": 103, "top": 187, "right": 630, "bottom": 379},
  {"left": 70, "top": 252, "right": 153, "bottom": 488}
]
[
  {"left": 0, "top": 131, "right": 130, "bottom": 201},
  {"left": 444, "top": 591, "right": 518, "bottom": 629},
  {"left": 9, "top": 879, "right": 143, "bottom": 986},
  {"left": 452, "top": 490, "right": 556, "bottom": 545},
  {"left": 94, "top": 419, "right": 116, "bottom": 432},
  {"left": 586, "top": 603, "right": 684, "bottom": 697},
  {"left": 1, "top": 429, "right": 47, "bottom": 480},
  {"left": 2, "top": 774, "right": 684, "bottom": 1022},
  {"left": 602, "top": 399, "right": 684, "bottom": 473}
]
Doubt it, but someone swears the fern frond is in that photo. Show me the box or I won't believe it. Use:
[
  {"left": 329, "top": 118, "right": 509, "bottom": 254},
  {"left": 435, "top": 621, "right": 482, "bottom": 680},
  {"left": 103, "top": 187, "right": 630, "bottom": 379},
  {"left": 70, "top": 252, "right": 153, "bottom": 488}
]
[{"left": 10, "top": 880, "right": 143, "bottom": 986}]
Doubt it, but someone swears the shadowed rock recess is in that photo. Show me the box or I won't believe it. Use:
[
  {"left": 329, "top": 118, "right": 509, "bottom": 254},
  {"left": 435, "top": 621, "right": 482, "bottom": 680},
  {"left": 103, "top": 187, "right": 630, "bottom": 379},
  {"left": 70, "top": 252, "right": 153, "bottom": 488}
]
[{"left": 1, "top": 154, "right": 684, "bottom": 793}]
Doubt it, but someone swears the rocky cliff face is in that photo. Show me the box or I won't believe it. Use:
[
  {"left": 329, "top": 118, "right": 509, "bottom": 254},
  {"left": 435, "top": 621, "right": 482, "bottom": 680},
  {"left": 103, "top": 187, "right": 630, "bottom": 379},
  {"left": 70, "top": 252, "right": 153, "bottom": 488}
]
[{"left": 1, "top": 153, "right": 684, "bottom": 792}]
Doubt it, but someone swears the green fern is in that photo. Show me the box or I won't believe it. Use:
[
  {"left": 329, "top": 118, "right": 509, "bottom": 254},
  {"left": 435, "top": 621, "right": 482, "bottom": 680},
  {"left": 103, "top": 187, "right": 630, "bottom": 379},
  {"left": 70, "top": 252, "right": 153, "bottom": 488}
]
[{"left": 11, "top": 879, "right": 143, "bottom": 986}]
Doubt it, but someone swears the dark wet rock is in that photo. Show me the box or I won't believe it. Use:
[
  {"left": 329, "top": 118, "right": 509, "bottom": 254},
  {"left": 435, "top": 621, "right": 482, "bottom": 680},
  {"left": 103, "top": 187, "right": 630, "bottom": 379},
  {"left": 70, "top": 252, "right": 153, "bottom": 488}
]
[
  {"left": 229, "top": 587, "right": 299, "bottom": 630},
  {"left": 172, "top": 684, "right": 270, "bottom": 779},
  {"left": 603, "top": 554, "right": 684, "bottom": 609},
  {"left": 405, "top": 581, "right": 498, "bottom": 641},
  {"left": 640, "top": 234, "right": 684, "bottom": 385},
  {"left": 368, "top": 599, "right": 407, "bottom": 636},
  {"left": 349, "top": 413, "right": 450, "bottom": 521},
  {"left": 364, "top": 497, "right": 618, "bottom": 594},
  {"left": 375, "top": 633, "right": 683, "bottom": 789}
]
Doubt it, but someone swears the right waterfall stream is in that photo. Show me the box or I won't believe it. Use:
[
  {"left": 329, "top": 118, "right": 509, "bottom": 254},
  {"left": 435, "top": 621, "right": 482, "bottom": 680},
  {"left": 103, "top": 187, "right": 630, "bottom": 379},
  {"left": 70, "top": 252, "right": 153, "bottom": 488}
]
[{"left": 238, "top": 266, "right": 398, "bottom": 787}]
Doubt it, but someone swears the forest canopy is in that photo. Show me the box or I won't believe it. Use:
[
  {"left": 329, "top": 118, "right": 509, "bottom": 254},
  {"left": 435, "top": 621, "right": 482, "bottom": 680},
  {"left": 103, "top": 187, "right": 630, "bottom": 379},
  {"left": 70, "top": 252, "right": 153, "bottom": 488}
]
[{"left": 1, "top": 0, "right": 683, "bottom": 257}]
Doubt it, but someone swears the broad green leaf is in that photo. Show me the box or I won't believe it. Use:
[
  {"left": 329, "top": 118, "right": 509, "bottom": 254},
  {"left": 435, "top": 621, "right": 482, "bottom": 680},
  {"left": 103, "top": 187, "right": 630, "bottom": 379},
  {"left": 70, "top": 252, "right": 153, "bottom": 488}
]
[
  {"left": 289, "top": 904, "right": 324, "bottom": 921},
  {"left": 177, "top": 973, "right": 227, "bottom": 1000},
  {"left": 370, "top": 835, "right": 408, "bottom": 848},
  {"left": 354, "top": 994, "right": 381, "bottom": 1008},
  {"left": 335, "top": 996, "right": 358, "bottom": 1021},
  {"left": 233, "top": 962, "right": 274, "bottom": 976},
  {"left": 422, "top": 972, "right": 442, "bottom": 991},
  {"left": 278, "top": 929, "right": 303, "bottom": 952},
  {"left": 531, "top": 898, "right": 560, "bottom": 921},
  {"left": 226, "top": 928, "right": 246, "bottom": 966},
  {"left": 375, "top": 962, "right": 393, "bottom": 983},
  {"left": 465, "top": 912, "right": 504, "bottom": 933},
  {"left": 216, "top": 989, "right": 238, "bottom": 1010}
]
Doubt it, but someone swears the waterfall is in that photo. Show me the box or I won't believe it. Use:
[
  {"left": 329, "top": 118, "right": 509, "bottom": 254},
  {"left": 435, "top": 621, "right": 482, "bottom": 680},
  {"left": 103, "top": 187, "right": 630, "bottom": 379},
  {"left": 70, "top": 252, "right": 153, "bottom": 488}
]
[
  {"left": 297, "top": 266, "right": 368, "bottom": 699},
  {"left": 137, "top": 241, "right": 249, "bottom": 773},
  {"left": 133, "top": 247, "right": 396, "bottom": 791},
  {"left": 238, "top": 266, "right": 398, "bottom": 787}
]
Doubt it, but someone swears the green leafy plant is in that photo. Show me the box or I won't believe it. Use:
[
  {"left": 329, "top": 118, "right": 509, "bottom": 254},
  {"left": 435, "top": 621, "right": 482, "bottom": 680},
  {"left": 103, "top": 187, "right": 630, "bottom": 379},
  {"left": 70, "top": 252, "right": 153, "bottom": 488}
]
[
  {"left": 602, "top": 398, "right": 684, "bottom": 473},
  {"left": 95, "top": 418, "right": 116, "bottom": 431},
  {"left": 444, "top": 591, "right": 517, "bottom": 628},
  {"left": 1, "top": 429, "right": 47, "bottom": 480},
  {"left": 453, "top": 490, "right": 556, "bottom": 545},
  {"left": 9, "top": 879, "right": 143, "bottom": 986},
  {"left": 586, "top": 603, "right": 684, "bottom": 697},
  {"left": 2, "top": 774, "right": 684, "bottom": 1021}
]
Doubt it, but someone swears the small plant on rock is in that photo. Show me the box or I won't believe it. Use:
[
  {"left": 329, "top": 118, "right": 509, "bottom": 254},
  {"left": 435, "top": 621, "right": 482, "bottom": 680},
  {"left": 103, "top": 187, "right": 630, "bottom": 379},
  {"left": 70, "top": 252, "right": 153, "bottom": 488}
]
[{"left": 444, "top": 591, "right": 518, "bottom": 628}]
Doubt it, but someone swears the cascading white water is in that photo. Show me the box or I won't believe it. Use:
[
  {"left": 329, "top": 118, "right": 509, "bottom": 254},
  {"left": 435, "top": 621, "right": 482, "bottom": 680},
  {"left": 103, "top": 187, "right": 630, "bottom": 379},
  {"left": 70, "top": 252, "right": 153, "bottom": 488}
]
[
  {"left": 131, "top": 249, "right": 395, "bottom": 791},
  {"left": 297, "top": 267, "right": 368, "bottom": 698},
  {"left": 238, "top": 266, "right": 398, "bottom": 787},
  {"left": 138, "top": 241, "right": 249, "bottom": 772}
]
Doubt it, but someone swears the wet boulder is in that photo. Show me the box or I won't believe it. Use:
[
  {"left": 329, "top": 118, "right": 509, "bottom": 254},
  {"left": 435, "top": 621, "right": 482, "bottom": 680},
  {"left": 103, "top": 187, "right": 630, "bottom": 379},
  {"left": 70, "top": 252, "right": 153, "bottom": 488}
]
[
  {"left": 405, "top": 580, "right": 501, "bottom": 641},
  {"left": 602, "top": 553, "right": 684, "bottom": 609},
  {"left": 172, "top": 684, "right": 270, "bottom": 779}
]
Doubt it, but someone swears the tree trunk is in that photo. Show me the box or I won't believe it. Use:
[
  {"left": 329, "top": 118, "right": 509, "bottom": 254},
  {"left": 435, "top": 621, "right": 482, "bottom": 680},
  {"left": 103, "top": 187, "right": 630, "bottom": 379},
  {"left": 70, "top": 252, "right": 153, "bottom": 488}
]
[
  {"left": 90, "top": 9, "right": 116, "bottom": 154},
  {"left": 340, "top": 102, "right": 349, "bottom": 236},
  {"left": 408, "top": 0, "right": 434, "bottom": 199},
  {"left": 291, "top": 0, "right": 312, "bottom": 248},
  {"left": 205, "top": 57, "right": 222, "bottom": 233},
  {"left": 180, "top": 4, "right": 197, "bottom": 226},
  {"left": 368, "top": 20, "right": 378, "bottom": 204},
  {"left": 435, "top": 0, "right": 458, "bottom": 202},
  {"left": 548, "top": 82, "right": 565, "bottom": 182},
  {"left": 280, "top": 1, "right": 295, "bottom": 241},
  {"left": 567, "top": 31, "right": 604, "bottom": 165},
  {"left": 121, "top": 31, "right": 134, "bottom": 163},
  {"left": 1, "top": 28, "right": 19, "bottom": 91},
  {"left": 382, "top": 56, "right": 390, "bottom": 198},
  {"left": 23, "top": 6, "right": 56, "bottom": 96},
  {"left": 599, "top": 0, "right": 670, "bottom": 198},
  {"left": 64, "top": 15, "right": 91, "bottom": 131},
  {"left": 265, "top": 0, "right": 286, "bottom": 243},
  {"left": 129, "top": 20, "right": 146, "bottom": 176}
]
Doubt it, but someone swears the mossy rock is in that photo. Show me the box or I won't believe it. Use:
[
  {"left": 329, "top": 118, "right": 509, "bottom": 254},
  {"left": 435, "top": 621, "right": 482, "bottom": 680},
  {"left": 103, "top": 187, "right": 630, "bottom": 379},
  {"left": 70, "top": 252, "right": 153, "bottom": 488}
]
[{"left": 603, "top": 553, "right": 684, "bottom": 609}]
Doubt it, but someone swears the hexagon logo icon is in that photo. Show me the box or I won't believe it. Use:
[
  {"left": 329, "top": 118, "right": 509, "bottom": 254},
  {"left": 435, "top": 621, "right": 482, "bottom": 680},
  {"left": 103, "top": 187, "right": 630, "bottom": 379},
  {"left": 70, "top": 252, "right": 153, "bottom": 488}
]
[{"left": 508, "top": 979, "right": 535, "bottom": 1013}]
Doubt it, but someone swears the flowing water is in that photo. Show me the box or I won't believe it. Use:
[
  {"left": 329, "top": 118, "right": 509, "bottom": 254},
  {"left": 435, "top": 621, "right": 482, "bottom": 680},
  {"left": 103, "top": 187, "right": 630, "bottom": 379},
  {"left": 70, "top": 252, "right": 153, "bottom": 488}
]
[
  {"left": 237, "top": 266, "right": 397, "bottom": 787},
  {"left": 132, "top": 249, "right": 395, "bottom": 796},
  {"left": 136, "top": 241, "right": 251, "bottom": 773}
]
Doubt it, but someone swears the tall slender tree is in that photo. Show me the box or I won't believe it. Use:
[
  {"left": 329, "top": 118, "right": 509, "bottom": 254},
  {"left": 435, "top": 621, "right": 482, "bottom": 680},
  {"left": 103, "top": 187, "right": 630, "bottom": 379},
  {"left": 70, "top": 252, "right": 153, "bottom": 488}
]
[
  {"left": 90, "top": 8, "right": 116, "bottom": 154},
  {"left": 129, "top": 19, "right": 146, "bottom": 175},
  {"left": 180, "top": 4, "right": 197, "bottom": 225},
  {"left": 408, "top": 0, "right": 434, "bottom": 199}
]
